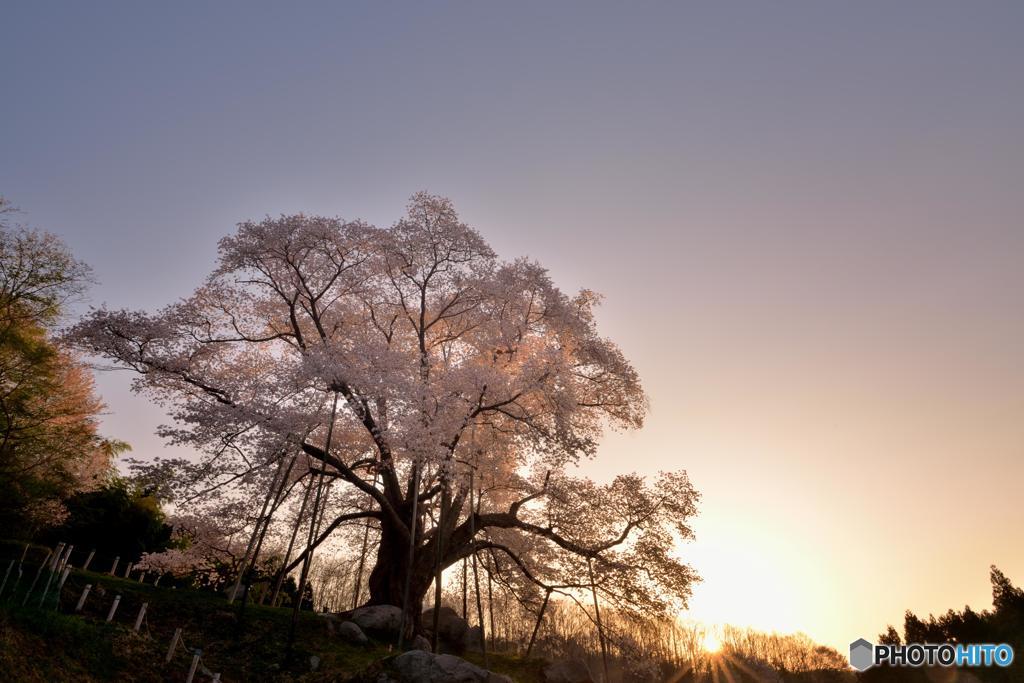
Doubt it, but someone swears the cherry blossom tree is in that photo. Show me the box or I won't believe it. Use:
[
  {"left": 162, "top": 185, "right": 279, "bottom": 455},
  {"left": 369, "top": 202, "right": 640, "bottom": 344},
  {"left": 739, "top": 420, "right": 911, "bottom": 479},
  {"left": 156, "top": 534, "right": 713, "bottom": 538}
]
[{"left": 67, "top": 193, "right": 699, "bottom": 634}]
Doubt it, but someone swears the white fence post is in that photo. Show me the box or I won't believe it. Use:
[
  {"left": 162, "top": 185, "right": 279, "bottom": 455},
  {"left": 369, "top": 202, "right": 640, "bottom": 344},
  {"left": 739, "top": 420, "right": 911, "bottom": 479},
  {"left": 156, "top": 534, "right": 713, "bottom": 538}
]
[
  {"left": 82, "top": 549, "right": 95, "bottom": 572},
  {"left": 109, "top": 556, "right": 119, "bottom": 576},
  {"left": 0, "top": 559, "right": 13, "bottom": 597},
  {"left": 57, "top": 567, "right": 71, "bottom": 592},
  {"left": 185, "top": 649, "right": 202, "bottom": 683},
  {"left": 124, "top": 562, "right": 133, "bottom": 579},
  {"left": 22, "top": 548, "right": 53, "bottom": 606},
  {"left": 106, "top": 595, "right": 121, "bottom": 622},
  {"left": 75, "top": 584, "right": 92, "bottom": 611},
  {"left": 59, "top": 544, "right": 74, "bottom": 572},
  {"left": 165, "top": 627, "right": 181, "bottom": 663},
  {"left": 49, "top": 543, "right": 65, "bottom": 571},
  {"left": 133, "top": 602, "right": 148, "bottom": 632}
]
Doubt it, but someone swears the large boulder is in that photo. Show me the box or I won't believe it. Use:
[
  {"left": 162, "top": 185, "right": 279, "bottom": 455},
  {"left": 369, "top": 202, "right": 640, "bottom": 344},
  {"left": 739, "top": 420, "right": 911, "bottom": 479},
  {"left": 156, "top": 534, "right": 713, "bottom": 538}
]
[
  {"left": 351, "top": 604, "right": 404, "bottom": 638},
  {"left": 374, "top": 650, "right": 513, "bottom": 683},
  {"left": 542, "top": 659, "right": 595, "bottom": 683},
  {"left": 422, "top": 606, "right": 469, "bottom": 652},
  {"left": 338, "top": 620, "right": 370, "bottom": 645}
]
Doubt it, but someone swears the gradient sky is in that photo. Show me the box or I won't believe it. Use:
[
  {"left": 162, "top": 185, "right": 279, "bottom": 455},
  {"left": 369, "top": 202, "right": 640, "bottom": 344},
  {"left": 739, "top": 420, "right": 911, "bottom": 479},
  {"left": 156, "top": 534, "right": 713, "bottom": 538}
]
[{"left": 3, "top": 1, "right": 1023, "bottom": 652}]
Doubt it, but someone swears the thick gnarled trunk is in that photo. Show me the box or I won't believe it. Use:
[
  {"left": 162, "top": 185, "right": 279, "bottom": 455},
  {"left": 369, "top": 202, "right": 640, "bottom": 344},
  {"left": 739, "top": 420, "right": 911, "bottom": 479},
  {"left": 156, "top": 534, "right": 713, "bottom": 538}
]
[{"left": 365, "top": 505, "right": 434, "bottom": 636}]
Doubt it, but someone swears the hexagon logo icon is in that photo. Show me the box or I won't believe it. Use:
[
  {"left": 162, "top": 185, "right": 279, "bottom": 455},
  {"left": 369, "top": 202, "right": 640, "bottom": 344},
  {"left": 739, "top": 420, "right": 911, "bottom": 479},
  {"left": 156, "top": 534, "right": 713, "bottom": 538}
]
[{"left": 849, "top": 638, "right": 875, "bottom": 671}]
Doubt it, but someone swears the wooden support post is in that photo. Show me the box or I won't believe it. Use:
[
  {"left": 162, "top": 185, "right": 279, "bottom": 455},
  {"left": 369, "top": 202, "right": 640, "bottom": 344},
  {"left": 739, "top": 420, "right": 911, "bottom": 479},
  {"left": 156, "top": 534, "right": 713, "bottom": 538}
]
[
  {"left": 396, "top": 457, "right": 422, "bottom": 651},
  {"left": 106, "top": 594, "right": 121, "bottom": 622},
  {"left": 56, "top": 544, "right": 73, "bottom": 573},
  {"left": 588, "top": 557, "right": 610, "bottom": 683},
  {"left": 37, "top": 563, "right": 57, "bottom": 607},
  {"left": 124, "top": 562, "right": 133, "bottom": 579},
  {"left": 165, "top": 627, "right": 182, "bottom": 663},
  {"left": 469, "top": 473, "right": 488, "bottom": 668},
  {"left": 49, "top": 543, "right": 65, "bottom": 571},
  {"left": 154, "top": 574, "right": 161, "bottom": 587},
  {"left": 56, "top": 567, "right": 71, "bottom": 593},
  {"left": 138, "top": 571, "right": 146, "bottom": 584},
  {"left": 526, "top": 587, "right": 552, "bottom": 657},
  {"left": 0, "top": 559, "right": 13, "bottom": 597},
  {"left": 75, "top": 584, "right": 92, "bottom": 611},
  {"left": 351, "top": 469, "right": 378, "bottom": 610},
  {"left": 82, "top": 549, "right": 95, "bottom": 572},
  {"left": 22, "top": 549, "right": 53, "bottom": 606},
  {"left": 486, "top": 555, "right": 495, "bottom": 652},
  {"left": 133, "top": 602, "right": 148, "bottom": 632},
  {"left": 109, "top": 556, "right": 119, "bottom": 576},
  {"left": 461, "top": 557, "right": 468, "bottom": 619},
  {"left": 185, "top": 649, "right": 202, "bottom": 683}
]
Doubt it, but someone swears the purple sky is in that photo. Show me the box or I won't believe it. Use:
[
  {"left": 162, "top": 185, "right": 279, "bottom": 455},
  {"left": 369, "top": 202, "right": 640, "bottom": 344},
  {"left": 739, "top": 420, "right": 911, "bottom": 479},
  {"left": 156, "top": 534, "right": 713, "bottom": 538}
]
[{"left": 3, "top": 1, "right": 1023, "bottom": 651}]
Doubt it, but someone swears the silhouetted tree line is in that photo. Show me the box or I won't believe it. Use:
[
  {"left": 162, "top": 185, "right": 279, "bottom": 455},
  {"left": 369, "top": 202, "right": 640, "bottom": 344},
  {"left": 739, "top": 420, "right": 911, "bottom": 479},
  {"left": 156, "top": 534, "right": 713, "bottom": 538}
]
[{"left": 862, "top": 566, "right": 1024, "bottom": 683}]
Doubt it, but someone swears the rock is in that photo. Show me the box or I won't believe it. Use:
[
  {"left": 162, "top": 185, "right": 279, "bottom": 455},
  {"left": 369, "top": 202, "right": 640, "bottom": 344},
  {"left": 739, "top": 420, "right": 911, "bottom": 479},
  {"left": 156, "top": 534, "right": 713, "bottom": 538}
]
[
  {"left": 338, "top": 620, "right": 370, "bottom": 645},
  {"left": 543, "top": 659, "right": 595, "bottom": 683},
  {"left": 423, "top": 606, "right": 470, "bottom": 653},
  {"left": 309, "top": 655, "right": 321, "bottom": 671},
  {"left": 410, "top": 634, "right": 432, "bottom": 652},
  {"left": 351, "top": 604, "right": 403, "bottom": 637},
  {"left": 384, "top": 650, "right": 513, "bottom": 683}
]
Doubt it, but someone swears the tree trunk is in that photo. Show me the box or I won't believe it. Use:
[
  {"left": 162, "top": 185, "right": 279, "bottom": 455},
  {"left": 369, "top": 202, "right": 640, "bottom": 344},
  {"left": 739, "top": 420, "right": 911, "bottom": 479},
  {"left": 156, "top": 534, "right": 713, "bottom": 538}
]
[{"left": 365, "top": 506, "right": 432, "bottom": 635}]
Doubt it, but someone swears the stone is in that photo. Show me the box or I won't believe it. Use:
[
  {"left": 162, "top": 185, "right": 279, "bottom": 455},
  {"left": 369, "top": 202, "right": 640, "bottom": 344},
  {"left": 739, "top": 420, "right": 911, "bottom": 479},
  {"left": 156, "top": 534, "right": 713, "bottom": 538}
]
[
  {"left": 542, "top": 659, "right": 596, "bottom": 683},
  {"left": 351, "top": 604, "right": 403, "bottom": 637},
  {"left": 338, "top": 620, "right": 370, "bottom": 645},
  {"left": 423, "top": 606, "right": 470, "bottom": 653},
  {"left": 410, "top": 634, "right": 432, "bottom": 652},
  {"left": 384, "top": 650, "right": 513, "bottom": 683}
]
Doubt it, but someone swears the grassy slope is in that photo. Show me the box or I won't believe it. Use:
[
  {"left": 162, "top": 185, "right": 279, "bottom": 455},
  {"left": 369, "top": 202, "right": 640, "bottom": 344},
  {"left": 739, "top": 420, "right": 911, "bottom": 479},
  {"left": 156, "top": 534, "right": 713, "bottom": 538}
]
[{"left": 0, "top": 559, "right": 542, "bottom": 682}]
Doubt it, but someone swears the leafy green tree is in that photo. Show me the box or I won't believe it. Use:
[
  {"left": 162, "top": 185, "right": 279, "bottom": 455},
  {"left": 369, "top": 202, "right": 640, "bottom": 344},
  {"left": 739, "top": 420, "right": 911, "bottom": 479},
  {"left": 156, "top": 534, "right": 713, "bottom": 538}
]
[
  {"left": 42, "top": 477, "right": 173, "bottom": 563},
  {"left": 0, "top": 196, "right": 114, "bottom": 532}
]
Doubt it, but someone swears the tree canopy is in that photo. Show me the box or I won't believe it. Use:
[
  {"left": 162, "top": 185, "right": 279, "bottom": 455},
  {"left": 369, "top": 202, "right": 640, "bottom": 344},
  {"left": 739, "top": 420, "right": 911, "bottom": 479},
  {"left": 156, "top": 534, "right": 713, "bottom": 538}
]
[
  {"left": 0, "top": 197, "right": 114, "bottom": 532},
  {"left": 67, "top": 193, "right": 700, "bottom": 631}
]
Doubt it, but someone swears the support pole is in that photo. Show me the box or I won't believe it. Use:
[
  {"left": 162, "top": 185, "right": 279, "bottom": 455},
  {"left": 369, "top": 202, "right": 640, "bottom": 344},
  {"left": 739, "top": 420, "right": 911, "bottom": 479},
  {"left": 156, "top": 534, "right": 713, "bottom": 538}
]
[
  {"left": 22, "top": 549, "right": 53, "bottom": 606},
  {"left": 58, "top": 544, "right": 74, "bottom": 572},
  {"left": 588, "top": 557, "right": 610, "bottom": 683},
  {"left": 108, "top": 556, "right": 119, "bottom": 576},
  {"left": 185, "top": 649, "right": 201, "bottom": 683},
  {"left": 165, "top": 628, "right": 182, "bottom": 663},
  {"left": 397, "top": 458, "right": 422, "bottom": 651},
  {"left": 0, "top": 559, "right": 13, "bottom": 597},
  {"left": 133, "top": 602, "right": 148, "bottom": 632},
  {"left": 351, "top": 468, "right": 379, "bottom": 610},
  {"left": 430, "top": 473, "right": 449, "bottom": 653},
  {"left": 75, "top": 584, "right": 92, "bottom": 612},
  {"left": 526, "top": 587, "right": 552, "bottom": 657},
  {"left": 82, "top": 549, "right": 95, "bottom": 572},
  {"left": 486, "top": 553, "right": 496, "bottom": 652},
  {"left": 271, "top": 473, "right": 314, "bottom": 607},
  {"left": 106, "top": 594, "right": 121, "bottom": 622},
  {"left": 461, "top": 557, "right": 468, "bottom": 619},
  {"left": 229, "top": 453, "right": 288, "bottom": 604},
  {"left": 286, "top": 393, "right": 339, "bottom": 661},
  {"left": 55, "top": 567, "right": 71, "bottom": 605},
  {"left": 469, "top": 472, "right": 488, "bottom": 668}
]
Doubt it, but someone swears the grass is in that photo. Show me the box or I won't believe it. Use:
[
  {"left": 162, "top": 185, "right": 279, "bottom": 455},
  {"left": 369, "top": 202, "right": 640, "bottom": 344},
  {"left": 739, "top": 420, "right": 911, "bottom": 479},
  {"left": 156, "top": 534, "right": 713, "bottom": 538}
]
[{"left": 0, "top": 551, "right": 545, "bottom": 682}]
